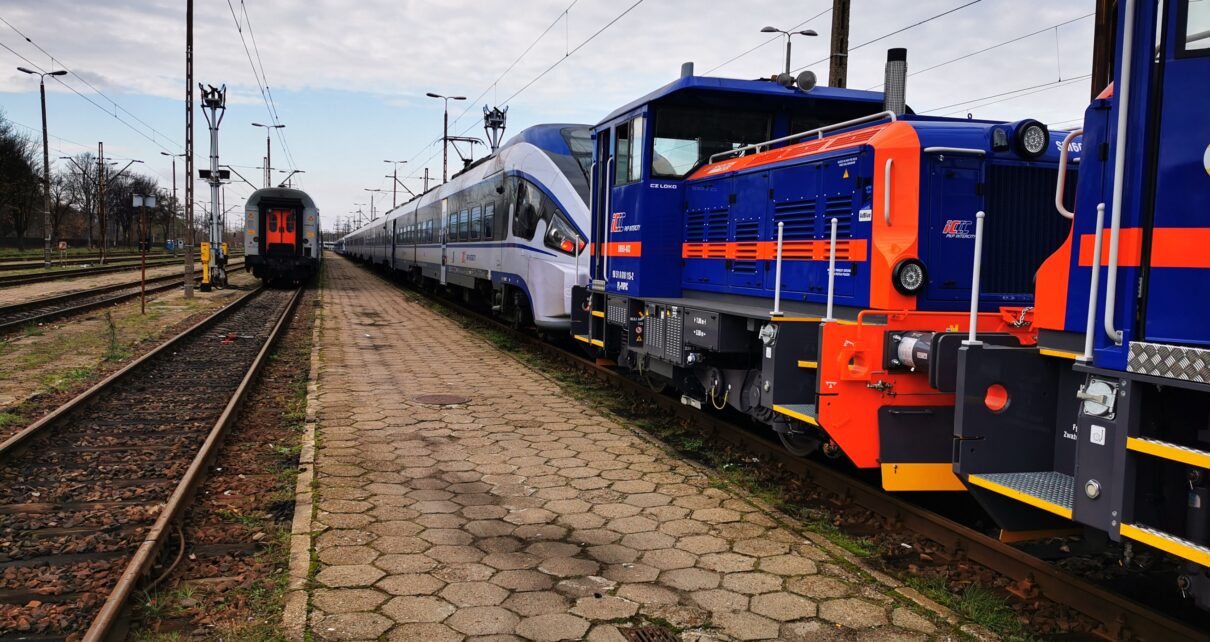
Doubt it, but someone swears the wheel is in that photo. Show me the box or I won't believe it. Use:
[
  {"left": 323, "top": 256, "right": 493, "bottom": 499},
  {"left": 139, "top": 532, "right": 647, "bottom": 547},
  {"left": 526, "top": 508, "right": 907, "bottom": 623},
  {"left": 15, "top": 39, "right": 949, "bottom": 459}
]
[
  {"left": 509, "top": 291, "right": 532, "bottom": 330},
  {"left": 777, "top": 430, "right": 821, "bottom": 457}
]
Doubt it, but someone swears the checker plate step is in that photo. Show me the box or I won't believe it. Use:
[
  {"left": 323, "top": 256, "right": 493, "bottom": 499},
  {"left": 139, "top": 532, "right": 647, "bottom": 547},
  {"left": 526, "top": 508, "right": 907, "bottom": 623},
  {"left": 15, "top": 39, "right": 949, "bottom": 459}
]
[{"left": 973, "top": 471, "right": 1074, "bottom": 511}]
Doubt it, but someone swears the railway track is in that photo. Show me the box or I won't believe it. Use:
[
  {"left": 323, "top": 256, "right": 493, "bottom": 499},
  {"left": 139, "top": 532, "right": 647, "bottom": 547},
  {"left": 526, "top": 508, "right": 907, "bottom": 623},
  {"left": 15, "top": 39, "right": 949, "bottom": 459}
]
[
  {"left": 0, "top": 285, "right": 301, "bottom": 641},
  {"left": 0, "top": 260, "right": 246, "bottom": 333},
  {"left": 352, "top": 260, "right": 1207, "bottom": 642},
  {"left": 0, "top": 255, "right": 172, "bottom": 273},
  {"left": 0, "top": 255, "right": 245, "bottom": 288}
]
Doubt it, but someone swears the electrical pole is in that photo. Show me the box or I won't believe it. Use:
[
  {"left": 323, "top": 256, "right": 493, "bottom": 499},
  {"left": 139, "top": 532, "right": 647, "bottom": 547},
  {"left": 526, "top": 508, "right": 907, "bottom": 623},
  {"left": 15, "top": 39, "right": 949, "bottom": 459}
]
[
  {"left": 828, "top": 0, "right": 851, "bottom": 88},
  {"left": 38, "top": 76, "right": 52, "bottom": 267},
  {"left": 184, "top": 0, "right": 195, "bottom": 298},
  {"left": 97, "top": 143, "right": 107, "bottom": 264},
  {"left": 200, "top": 84, "right": 227, "bottom": 291}
]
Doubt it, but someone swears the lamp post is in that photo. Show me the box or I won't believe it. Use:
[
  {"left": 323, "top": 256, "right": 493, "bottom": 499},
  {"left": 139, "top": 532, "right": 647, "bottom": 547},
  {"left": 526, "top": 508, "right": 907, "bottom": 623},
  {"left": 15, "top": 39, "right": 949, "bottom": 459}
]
[
  {"left": 160, "top": 151, "right": 186, "bottom": 254},
  {"left": 364, "top": 188, "right": 384, "bottom": 219},
  {"left": 251, "top": 122, "right": 285, "bottom": 188},
  {"left": 384, "top": 160, "right": 407, "bottom": 207},
  {"left": 425, "top": 92, "right": 465, "bottom": 183},
  {"left": 760, "top": 26, "right": 818, "bottom": 75},
  {"left": 17, "top": 67, "right": 67, "bottom": 268}
]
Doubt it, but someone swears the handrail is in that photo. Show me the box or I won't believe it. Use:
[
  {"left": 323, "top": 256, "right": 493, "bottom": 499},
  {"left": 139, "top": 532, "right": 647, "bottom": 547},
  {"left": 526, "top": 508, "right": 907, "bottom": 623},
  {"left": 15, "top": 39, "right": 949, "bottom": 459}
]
[
  {"left": 709, "top": 110, "right": 898, "bottom": 164},
  {"left": 1081, "top": 204, "right": 1107, "bottom": 362},
  {"left": 825, "top": 218, "right": 839, "bottom": 322},
  {"left": 963, "top": 211, "right": 986, "bottom": 346},
  {"left": 883, "top": 158, "right": 894, "bottom": 226},
  {"left": 603, "top": 157, "right": 614, "bottom": 284},
  {"left": 1104, "top": 0, "right": 1135, "bottom": 345},
  {"left": 1055, "top": 129, "right": 1083, "bottom": 219},
  {"left": 921, "top": 147, "right": 987, "bottom": 156},
  {"left": 771, "top": 221, "right": 785, "bottom": 317},
  {"left": 588, "top": 160, "right": 598, "bottom": 279}
]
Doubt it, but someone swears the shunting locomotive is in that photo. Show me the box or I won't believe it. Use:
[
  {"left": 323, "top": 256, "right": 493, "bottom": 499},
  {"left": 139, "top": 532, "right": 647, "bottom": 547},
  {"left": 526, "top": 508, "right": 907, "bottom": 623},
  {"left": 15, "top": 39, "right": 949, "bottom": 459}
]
[
  {"left": 243, "top": 187, "right": 322, "bottom": 285},
  {"left": 953, "top": 0, "right": 1210, "bottom": 606},
  {"left": 571, "top": 52, "right": 1073, "bottom": 492}
]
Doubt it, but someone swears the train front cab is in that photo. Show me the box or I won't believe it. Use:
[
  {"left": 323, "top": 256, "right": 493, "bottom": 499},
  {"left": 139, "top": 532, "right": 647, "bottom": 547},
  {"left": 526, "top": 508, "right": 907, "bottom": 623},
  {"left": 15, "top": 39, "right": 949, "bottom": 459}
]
[
  {"left": 571, "top": 73, "right": 1068, "bottom": 494},
  {"left": 954, "top": 0, "right": 1210, "bottom": 606}
]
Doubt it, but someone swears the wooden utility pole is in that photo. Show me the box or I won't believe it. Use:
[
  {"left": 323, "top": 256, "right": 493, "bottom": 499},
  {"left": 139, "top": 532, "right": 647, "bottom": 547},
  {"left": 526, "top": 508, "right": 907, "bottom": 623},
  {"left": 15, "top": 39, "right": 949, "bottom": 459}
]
[
  {"left": 828, "top": 0, "right": 851, "bottom": 88},
  {"left": 183, "top": 0, "right": 195, "bottom": 298},
  {"left": 1090, "top": 0, "right": 1115, "bottom": 100}
]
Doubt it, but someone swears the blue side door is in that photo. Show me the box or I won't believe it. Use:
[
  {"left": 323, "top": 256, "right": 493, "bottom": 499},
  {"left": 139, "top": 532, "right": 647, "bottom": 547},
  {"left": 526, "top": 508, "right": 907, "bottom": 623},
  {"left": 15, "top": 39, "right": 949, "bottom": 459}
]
[{"left": 1140, "top": 1, "right": 1210, "bottom": 346}]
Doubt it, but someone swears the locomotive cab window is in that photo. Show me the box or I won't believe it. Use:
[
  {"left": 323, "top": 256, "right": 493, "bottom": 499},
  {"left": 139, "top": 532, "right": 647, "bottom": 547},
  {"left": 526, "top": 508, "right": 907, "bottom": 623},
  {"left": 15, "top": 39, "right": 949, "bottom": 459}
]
[
  {"left": 651, "top": 107, "right": 769, "bottom": 178},
  {"left": 1182, "top": 0, "right": 1210, "bottom": 53},
  {"left": 613, "top": 116, "right": 644, "bottom": 186}
]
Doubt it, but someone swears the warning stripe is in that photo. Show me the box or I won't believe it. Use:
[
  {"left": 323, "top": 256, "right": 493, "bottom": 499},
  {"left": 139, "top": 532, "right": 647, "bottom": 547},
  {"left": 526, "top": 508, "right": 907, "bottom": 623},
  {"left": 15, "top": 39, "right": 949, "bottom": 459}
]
[{"left": 1077, "top": 227, "right": 1210, "bottom": 269}]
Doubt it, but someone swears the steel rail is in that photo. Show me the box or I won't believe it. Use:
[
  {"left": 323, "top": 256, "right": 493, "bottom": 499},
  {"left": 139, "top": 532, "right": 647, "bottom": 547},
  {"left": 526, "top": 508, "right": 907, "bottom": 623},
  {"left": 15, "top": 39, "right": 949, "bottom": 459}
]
[
  {"left": 349, "top": 259, "right": 1207, "bottom": 642},
  {"left": 0, "top": 253, "right": 245, "bottom": 287},
  {"left": 0, "top": 285, "right": 303, "bottom": 641},
  {"left": 0, "top": 260, "right": 245, "bottom": 332}
]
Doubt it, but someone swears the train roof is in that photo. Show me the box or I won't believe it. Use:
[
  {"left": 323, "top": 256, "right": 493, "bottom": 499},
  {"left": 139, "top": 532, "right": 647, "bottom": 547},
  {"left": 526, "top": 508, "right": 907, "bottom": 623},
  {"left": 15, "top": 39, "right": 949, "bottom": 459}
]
[
  {"left": 598, "top": 75, "right": 886, "bottom": 125},
  {"left": 499, "top": 123, "right": 588, "bottom": 159},
  {"left": 245, "top": 186, "right": 317, "bottom": 211}
]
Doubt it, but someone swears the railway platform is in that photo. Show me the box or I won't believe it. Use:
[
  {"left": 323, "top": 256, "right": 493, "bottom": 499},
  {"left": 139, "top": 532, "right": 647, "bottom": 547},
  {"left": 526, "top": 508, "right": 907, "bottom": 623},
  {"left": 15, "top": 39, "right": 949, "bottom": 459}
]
[{"left": 290, "top": 255, "right": 969, "bottom": 641}]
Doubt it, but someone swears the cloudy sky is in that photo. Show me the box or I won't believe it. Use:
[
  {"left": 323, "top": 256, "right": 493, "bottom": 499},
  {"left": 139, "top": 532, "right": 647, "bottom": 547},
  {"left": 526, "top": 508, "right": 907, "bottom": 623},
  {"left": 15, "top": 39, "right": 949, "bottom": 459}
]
[{"left": 0, "top": 0, "right": 1096, "bottom": 232}]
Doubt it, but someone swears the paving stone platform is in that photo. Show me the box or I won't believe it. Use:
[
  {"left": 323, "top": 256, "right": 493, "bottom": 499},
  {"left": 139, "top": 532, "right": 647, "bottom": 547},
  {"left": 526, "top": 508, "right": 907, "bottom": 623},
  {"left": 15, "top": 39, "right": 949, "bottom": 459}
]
[{"left": 299, "top": 256, "right": 961, "bottom": 641}]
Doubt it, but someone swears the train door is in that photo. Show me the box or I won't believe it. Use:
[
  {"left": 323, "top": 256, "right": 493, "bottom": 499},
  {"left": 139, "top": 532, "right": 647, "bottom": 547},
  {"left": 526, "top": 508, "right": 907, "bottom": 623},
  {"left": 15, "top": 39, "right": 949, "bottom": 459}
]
[
  {"left": 1139, "top": 0, "right": 1210, "bottom": 346},
  {"left": 390, "top": 219, "right": 397, "bottom": 271},
  {"left": 440, "top": 198, "right": 449, "bottom": 285},
  {"left": 265, "top": 207, "right": 297, "bottom": 255}
]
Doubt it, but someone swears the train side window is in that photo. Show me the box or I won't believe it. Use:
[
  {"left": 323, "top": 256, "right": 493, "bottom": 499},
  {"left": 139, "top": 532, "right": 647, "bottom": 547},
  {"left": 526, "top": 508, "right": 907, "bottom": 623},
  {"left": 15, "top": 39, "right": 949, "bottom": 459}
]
[
  {"left": 470, "top": 206, "right": 482, "bottom": 241},
  {"left": 513, "top": 180, "right": 543, "bottom": 241},
  {"left": 1183, "top": 0, "right": 1210, "bottom": 53},
  {"left": 484, "top": 204, "right": 495, "bottom": 240},
  {"left": 459, "top": 210, "right": 469, "bottom": 241},
  {"left": 613, "top": 118, "right": 644, "bottom": 186}
]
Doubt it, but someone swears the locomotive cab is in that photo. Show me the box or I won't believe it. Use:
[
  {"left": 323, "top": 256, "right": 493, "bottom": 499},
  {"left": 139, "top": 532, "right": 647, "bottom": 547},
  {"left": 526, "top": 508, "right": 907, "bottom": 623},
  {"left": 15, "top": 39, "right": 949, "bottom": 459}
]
[
  {"left": 573, "top": 55, "right": 1070, "bottom": 493},
  {"left": 953, "top": 0, "right": 1210, "bottom": 607}
]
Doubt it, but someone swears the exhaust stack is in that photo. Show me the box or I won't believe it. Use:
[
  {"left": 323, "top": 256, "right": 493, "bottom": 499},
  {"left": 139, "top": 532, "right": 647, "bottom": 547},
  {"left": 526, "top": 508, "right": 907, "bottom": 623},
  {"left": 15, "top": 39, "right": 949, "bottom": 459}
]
[
  {"left": 883, "top": 48, "right": 907, "bottom": 115},
  {"left": 680, "top": 62, "right": 695, "bottom": 78}
]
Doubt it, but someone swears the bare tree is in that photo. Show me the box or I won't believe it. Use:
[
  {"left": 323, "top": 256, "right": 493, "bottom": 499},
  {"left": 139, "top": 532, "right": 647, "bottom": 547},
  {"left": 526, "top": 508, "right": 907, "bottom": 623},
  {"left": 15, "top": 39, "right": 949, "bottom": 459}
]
[
  {"left": 49, "top": 170, "right": 74, "bottom": 243},
  {"left": 64, "top": 152, "right": 98, "bottom": 246},
  {"left": 0, "top": 111, "right": 42, "bottom": 249}
]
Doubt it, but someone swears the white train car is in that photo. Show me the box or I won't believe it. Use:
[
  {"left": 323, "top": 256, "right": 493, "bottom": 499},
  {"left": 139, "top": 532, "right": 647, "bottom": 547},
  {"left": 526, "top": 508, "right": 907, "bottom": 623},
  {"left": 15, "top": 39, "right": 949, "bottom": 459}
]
[{"left": 340, "top": 124, "right": 591, "bottom": 329}]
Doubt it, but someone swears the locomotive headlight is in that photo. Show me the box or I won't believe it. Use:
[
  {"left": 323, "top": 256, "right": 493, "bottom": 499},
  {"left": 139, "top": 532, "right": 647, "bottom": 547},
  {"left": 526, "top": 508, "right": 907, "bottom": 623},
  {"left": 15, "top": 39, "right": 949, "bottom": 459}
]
[
  {"left": 1014, "top": 119, "right": 1049, "bottom": 158},
  {"left": 892, "top": 259, "right": 927, "bottom": 296}
]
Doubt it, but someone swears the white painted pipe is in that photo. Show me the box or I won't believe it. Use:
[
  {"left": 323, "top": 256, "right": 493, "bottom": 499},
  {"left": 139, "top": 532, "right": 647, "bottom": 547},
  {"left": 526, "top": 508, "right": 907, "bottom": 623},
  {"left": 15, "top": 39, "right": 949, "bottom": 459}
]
[
  {"left": 1104, "top": 0, "right": 1135, "bottom": 345},
  {"left": 1082, "top": 203, "right": 1107, "bottom": 362},
  {"left": 964, "top": 211, "right": 986, "bottom": 346},
  {"left": 771, "top": 221, "right": 785, "bottom": 316},
  {"left": 825, "top": 217, "right": 838, "bottom": 322},
  {"left": 1055, "top": 129, "right": 1083, "bottom": 220}
]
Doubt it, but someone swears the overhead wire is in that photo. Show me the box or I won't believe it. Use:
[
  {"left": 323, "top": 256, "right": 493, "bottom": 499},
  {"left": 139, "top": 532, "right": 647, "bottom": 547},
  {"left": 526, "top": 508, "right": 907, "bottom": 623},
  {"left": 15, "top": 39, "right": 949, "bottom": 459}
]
[
  {"left": 0, "top": 15, "right": 182, "bottom": 150},
  {"left": 703, "top": 5, "right": 833, "bottom": 75},
  {"left": 0, "top": 38, "right": 179, "bottom": 154},
  {"left": 921, "top": 74, "right": 1091, "bottom": 116},
  {"left": 861, "top": 12, "right": 1095, "bottom": 90},
  {"left": 790, "top": 0, "right": 983, "bottom": 74},
  {"left": 240, "top": 0, "right": 299, "bottom": 179}
]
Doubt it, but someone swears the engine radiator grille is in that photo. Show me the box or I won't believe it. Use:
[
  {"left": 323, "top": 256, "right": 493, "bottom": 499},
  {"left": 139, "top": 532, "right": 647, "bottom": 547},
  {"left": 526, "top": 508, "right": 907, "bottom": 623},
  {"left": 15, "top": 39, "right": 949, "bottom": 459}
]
[{"left": 982, "top": 163, "right": 1070, "bottom": 295}]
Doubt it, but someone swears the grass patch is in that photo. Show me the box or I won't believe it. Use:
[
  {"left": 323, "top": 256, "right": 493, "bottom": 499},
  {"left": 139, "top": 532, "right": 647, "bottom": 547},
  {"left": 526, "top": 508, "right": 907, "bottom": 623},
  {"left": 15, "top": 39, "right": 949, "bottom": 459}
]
[
  {"left": 22, "top": 323, "right": 44, "bottom": 337},
  {"left": 907, "top": 575, "right": 1036, "bottom": 642},
  {"left": 0, "top": 412, "right": 22, "bottom": 429}
]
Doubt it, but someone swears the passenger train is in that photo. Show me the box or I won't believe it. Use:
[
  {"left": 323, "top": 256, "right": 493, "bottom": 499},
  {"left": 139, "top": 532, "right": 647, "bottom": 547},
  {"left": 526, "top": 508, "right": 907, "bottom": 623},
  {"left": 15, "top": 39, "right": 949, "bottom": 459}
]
[
  {"left": 243, "top": 187, "right": 322, "bottom": 285},
  {"left": 338, "top": 124, "right": 591, "bottom": 330}
]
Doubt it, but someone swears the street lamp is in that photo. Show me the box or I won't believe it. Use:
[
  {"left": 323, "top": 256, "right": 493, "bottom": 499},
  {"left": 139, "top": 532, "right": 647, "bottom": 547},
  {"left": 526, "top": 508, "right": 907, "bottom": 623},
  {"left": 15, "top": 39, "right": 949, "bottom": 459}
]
[
  {"left": 425, "top": 92, "right": 465, "bottom": 183},
  {"left": 760, "top": 26, "right": 818, "bottom": 76},
  {"left": 384, "top": 160, "right": 408, "bottom": 207},
  {"left": 364, "top": 188, "right": 384, "bottom": 219},
  {"left": 18, "top": 66, "right": 67, "bottom": 268},
  {"left": 251, "top": 122, "right": 285, "bottom": 187},
  {"left": 160, "top": 151, "right": 186, "bottom": 253}
]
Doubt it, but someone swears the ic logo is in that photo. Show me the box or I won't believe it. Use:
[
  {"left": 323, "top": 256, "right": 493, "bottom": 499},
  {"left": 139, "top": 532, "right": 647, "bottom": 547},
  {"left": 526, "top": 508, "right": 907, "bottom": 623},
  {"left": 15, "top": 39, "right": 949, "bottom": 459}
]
[
  {"left": 942, "top": 219, "right": 975, "bottom": 239},
  {"left": 610, "top": 212, "right": 626, "bottom": 233}
]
